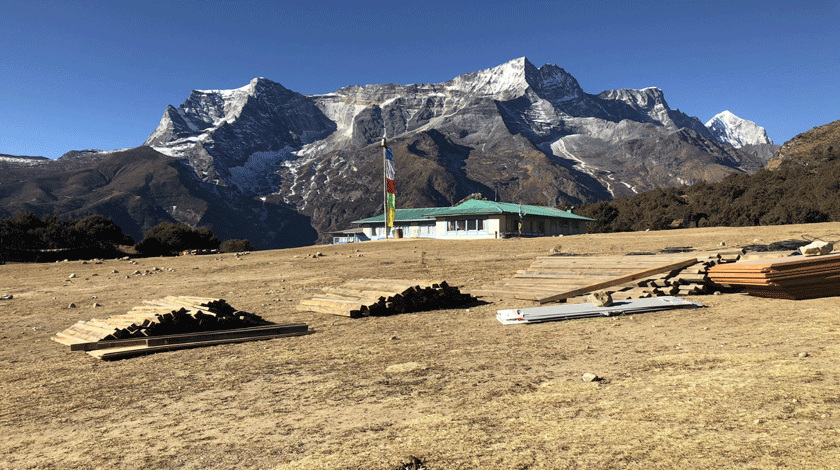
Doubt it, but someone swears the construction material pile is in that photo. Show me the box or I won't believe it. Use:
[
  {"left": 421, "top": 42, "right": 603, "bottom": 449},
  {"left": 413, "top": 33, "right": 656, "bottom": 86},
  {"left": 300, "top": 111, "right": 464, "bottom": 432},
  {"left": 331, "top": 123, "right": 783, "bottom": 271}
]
[
  {"left": 707, "top": 252, "right": 840, "bottom": 299},
  {"left": 497, "top": 296, "right": 703, "bottom": 325},
  {"left": 472, "top": 251, "right": 744, "bottom": 304},
  {"left": 55, "top": 296, "right": 269, "bottom": 343},
  {"left": 300, "top": 278, "right": 477, "bottom": 318},
  {"left": 53, "top": 296, "right": 311, "bottom": 360},
  {"left": 623, "top": 252, "right": 743, "bottom": 298}
]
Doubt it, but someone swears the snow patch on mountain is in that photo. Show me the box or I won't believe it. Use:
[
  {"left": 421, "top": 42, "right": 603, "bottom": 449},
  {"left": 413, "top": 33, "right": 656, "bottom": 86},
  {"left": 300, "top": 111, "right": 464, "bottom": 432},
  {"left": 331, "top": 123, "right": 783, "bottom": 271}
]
[
  {"left": 0, "top": 155, "right": 49, "bottom": 166},
  {"left": 705, "top": 110, "right": 773, "bottom": 148}
]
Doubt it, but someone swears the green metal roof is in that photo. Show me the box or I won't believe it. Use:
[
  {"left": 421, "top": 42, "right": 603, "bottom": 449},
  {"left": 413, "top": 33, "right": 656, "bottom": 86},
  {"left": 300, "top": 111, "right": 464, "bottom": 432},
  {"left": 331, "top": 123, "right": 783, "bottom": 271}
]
[
  {"left": 352, "top": 200, "right": 594, "bottom": 224},
  {"left": 351, "top": 207, "right": 451, "bottom": 224},
  {"left": 432, "top": 200, "right": 595, "bottom": 221}
]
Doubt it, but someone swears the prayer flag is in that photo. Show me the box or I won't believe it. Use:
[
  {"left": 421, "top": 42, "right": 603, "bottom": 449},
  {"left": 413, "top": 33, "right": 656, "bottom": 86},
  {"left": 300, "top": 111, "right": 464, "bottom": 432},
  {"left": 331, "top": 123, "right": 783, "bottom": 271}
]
[{"left": 385, "top": 147, "right": 396, "bottom": 228}]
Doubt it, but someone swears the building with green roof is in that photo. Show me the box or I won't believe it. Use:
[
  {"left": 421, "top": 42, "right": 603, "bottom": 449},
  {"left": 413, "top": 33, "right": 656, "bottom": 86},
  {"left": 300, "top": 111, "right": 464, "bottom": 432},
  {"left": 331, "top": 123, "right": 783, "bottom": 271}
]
[{"left": 347, "top": 199, "right": 594, "bottom": 241}]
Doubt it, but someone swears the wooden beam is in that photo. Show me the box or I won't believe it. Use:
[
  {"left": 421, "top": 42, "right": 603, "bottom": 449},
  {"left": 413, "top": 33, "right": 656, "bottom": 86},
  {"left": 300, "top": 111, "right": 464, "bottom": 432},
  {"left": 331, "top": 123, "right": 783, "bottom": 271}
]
[
  {"left": 536, "top": 258, "right": 700, "bottom": 304},
  {"left": 71, "top": 324, "right": 310, "bottom": 351}
]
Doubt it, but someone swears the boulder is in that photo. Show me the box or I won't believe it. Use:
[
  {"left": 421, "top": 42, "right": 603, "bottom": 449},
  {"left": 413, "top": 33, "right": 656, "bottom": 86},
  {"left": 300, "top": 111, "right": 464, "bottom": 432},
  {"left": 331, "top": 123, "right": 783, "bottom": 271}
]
[
  {"left": 588, "top": 291, "right": 613, "bottom": 307},
  {"left": 801, "top": 240, "right": 833, "bottom": 257}
]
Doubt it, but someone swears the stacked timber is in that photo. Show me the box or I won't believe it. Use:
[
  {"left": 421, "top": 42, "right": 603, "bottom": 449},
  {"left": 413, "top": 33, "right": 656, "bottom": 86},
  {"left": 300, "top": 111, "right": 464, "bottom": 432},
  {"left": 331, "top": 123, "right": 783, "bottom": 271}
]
[
  {"left": 707, "top": 252, "right": 840, "bottom": 299},
  {"left": 299, "top": 279, "right": 477, "bottom": 318},
  {"left": 471, "top": 251, "right": 746, "bottom": 304},
  {"left": 52, "top": 297, "right": 311, "bottom": 359},
  {"left": 626, "top": 251, "right": 744, "bottom": 299},
  {"left": 54, "top": 296, "right": 269, "bottom": 344}
]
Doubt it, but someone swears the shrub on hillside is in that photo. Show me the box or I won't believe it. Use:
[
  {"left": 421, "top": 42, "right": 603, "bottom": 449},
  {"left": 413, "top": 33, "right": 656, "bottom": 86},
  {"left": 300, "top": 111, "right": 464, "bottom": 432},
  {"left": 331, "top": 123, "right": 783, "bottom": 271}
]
[
  {"left": 219, "top": 239, "right": 255, "bottom": 253},
  {"left": 576, "top": 159, "right": 840, "bottom": 232},
  {"left": 136, "top": 222, "right": 220, "bottom": 257},
  {"left": 0, "top": 212, "right": 133, "bottom": 262}
]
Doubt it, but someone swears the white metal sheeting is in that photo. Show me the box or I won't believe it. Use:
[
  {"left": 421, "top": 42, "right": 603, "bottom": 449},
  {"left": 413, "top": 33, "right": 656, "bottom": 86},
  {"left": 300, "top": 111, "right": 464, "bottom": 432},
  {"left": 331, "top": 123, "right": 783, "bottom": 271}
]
[{"left": 496, "top": 296, "right": 703, "bottom": 325}]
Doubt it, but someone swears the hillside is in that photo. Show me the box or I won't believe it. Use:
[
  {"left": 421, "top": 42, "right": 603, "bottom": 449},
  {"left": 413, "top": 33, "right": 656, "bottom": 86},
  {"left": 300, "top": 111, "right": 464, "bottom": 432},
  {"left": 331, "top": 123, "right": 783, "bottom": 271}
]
[{"left": 576, "top": 120, "right": 840, "bottom": 232}]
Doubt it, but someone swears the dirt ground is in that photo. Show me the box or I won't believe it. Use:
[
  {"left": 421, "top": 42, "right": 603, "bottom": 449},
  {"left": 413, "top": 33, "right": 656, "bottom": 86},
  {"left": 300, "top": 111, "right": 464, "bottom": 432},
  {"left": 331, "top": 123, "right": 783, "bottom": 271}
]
[{"left": 2, "top": 223, "right": 840, "bottom": 469}]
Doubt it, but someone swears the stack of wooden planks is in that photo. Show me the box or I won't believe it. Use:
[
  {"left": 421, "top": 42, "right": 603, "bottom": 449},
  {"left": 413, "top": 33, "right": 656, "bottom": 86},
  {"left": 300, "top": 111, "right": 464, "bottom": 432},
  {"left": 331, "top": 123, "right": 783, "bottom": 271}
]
[
  {"left": 627, "top": 252, "right": 744, "bottom": 298},
  {"left": 471, "top": 252, "right": 745, "bottom": 304},
  {"left": 52, "top": 296, "right": 312, "bottom": 360},
  {"left": 707, "top": 252, "right": 840, "bottom": 299},
  {"left": 299, "top": 278, "right": 477, "bottom": 318}
]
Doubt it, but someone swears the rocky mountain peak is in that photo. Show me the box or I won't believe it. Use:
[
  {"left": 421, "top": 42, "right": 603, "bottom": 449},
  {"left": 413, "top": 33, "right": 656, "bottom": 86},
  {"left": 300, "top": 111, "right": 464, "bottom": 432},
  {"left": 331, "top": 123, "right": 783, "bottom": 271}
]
[
  {"left": 599, "top": 87, "right": 668, "bottom": 113},
  {"left": 447, "top": 57, "right": 532, "bottom": 100},
  {"left": 705, "top": 110, "right": 774, "bottom": 148}
]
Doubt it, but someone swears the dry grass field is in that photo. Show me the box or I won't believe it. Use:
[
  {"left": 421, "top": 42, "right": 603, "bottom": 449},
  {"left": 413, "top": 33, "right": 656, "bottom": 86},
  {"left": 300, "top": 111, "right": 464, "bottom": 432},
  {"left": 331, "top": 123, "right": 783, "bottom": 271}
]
[{"left": 2, "top": 223, "right": 840, "bottom": 469}]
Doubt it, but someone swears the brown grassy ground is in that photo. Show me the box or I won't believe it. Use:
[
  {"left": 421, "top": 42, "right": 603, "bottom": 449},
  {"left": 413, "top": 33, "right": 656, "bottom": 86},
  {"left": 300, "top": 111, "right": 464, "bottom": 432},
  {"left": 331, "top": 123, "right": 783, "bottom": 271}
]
[{"left": 2, "top": 223, "right": 840, "bottom": 469}]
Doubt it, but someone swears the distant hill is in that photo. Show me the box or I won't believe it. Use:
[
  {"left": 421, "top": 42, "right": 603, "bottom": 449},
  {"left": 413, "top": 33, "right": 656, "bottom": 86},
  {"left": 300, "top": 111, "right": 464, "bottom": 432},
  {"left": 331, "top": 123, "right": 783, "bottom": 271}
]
[
  {"left": 0, "top": 147, "right": 316, "bottom": 248},
  {"left": 765, "top": 120, "right": 840, "bottom": 169}
]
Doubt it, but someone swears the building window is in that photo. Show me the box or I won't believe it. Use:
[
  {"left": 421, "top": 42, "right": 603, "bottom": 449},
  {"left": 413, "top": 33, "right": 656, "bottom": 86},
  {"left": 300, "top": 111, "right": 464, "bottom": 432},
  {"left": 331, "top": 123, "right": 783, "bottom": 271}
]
[{"left": 446, "top": 217, "right": 488, "bottom": 234}]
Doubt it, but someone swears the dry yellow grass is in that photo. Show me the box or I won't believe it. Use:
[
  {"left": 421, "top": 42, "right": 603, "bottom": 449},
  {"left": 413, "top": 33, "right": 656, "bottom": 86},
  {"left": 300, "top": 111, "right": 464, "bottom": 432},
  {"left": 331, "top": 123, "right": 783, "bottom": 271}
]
[{"left": 2, "top": 223, "right": 840, "bottom": 469}]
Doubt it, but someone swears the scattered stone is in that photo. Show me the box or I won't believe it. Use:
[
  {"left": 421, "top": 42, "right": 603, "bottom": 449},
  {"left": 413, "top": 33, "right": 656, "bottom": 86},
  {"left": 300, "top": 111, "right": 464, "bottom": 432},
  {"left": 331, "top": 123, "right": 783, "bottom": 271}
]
[
  {"left": 121, "top": 256, "right": 130, "bottom": 260},
  {"left": 92, "top": 303, "right": 101, "bottom": 308},
  {"left": 94, "top": 259, "right": 103, "bottom": 264},
  {"left": 111, "top": 270, "right": 118, "bottom": 273},
  {"left": 386, "top": 362, "right": 426, "bottom": 374},
  {"left": 582, "top": 372, "right": 602, "bottom": 382},
  {"left": 81, "top": 261, "right": 88, "bottom": 265},
  {"left": 798, "top": 352, "right": 810, "bottom": 358},
  {"left": 801, "top": 240, "right": 833, "bottom": 257},
  {"left": 315, "top": 251, "right": 323, "bottom": 257},
  {"left": 588, "top": 291, "right": 613, "bottom": 307},
  {"left": 719, "top": 241, "right": 726, "bottom": 246},
  {"left": 68, "top": 303, "right": 77, "bottom": 308},
  {"left": 68, "top": 273, "right": 77, "bottom": 279},
  {"left": 132, "top": 270, "right": 141, "bottom": 275},
  {"left": 390, "top": 336, "right": 400, "bottom": 341},
  {"left": 1, "top": 294, "right": 12, "bottom": 300}
]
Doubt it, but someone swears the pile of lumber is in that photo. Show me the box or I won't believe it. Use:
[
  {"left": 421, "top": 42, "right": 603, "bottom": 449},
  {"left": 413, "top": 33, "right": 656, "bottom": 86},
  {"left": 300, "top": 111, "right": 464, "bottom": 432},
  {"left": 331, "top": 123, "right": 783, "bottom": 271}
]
[
  {"left": 707, "top": 252, "right": 840, "bottom": 299},
  {"left": 299, "top": 279, "right": 477, "bottom": 318},
  {"left": 622, "top": 252, "right": 744, "bottom": 299},
  {"left": 52, "top": 296, "right": 312, "bottom": 359},
  {"left": 471, "top": 252, "right": 745, "bottom": 304}
]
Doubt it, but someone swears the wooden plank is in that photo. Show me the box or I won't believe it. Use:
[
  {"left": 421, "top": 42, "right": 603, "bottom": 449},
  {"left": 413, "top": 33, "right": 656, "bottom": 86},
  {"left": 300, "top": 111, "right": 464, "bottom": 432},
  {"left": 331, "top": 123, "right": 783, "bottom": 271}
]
[
  {"left": 71, "top": 324, "right": 309, "bottom": 351},
  {"left": 88, "top": 330, "right": 313, "bottom": 360},
  {"left": 536, "top": 258, "right": 700, "bottom": 304}
]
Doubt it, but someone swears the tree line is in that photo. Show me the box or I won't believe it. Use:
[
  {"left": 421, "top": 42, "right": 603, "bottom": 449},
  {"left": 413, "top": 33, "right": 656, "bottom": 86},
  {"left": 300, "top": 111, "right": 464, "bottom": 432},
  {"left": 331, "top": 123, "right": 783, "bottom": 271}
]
[
  {"left": 0, "top": 212, "right": 253, "bottom": 262},
  {"left": 574, "top": 158, "right": 840, "bottom": 232}
]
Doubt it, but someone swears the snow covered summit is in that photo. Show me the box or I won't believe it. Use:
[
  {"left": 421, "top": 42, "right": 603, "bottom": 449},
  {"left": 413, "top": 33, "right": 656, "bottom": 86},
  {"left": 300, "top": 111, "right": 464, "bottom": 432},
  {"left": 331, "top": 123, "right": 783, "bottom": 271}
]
[{"left": 706, "top": 110, "right": 773, "bottom": 148}]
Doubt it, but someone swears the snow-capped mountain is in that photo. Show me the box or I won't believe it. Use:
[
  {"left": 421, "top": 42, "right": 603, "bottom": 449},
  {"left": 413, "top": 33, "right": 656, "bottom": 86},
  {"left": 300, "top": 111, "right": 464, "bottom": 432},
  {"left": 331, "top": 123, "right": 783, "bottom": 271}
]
[
  {"left": 2, "top": 57, "right": 774, "bottom": 247},
  {"left": 705, "top": 110, "right": 774, "bottom": 148}
]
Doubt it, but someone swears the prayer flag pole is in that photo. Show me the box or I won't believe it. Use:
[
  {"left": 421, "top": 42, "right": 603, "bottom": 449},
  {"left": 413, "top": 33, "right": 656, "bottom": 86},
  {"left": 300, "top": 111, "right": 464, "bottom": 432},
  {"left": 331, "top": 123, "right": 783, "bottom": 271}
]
[{"left": 382, "top": 135, "right": 387, "bottom": 240}]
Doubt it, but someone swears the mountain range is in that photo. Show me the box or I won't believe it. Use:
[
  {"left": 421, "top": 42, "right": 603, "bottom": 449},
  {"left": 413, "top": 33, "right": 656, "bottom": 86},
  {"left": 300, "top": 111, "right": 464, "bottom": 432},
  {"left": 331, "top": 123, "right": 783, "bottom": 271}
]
[{"left": 0, "top": 57, "right": 781, "bottom": 248}]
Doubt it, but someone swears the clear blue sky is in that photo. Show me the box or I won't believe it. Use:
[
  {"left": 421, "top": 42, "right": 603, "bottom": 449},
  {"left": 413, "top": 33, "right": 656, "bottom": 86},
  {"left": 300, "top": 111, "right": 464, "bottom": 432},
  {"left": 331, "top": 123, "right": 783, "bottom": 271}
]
[{"left": 2, "top": 0, "right": 837, "bottom": 159}]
